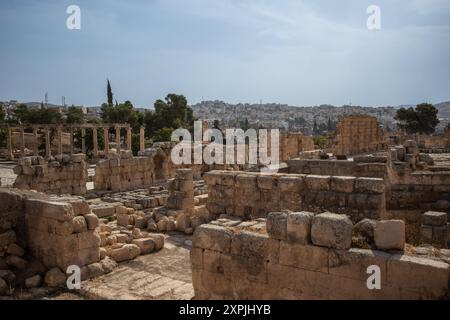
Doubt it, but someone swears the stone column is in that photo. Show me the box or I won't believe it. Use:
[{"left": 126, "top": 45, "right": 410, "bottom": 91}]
[
  {"left": 6, "top": 127, "right": 14, "bottom": 160},
  {"left": 20, "top": 127, "right": 25, "bottom": 157},
  {"left": 140, "top": 127, "right": 145, "bottom": 152},
  {"left": 115, "top": 127, "right": 121, "bottom": 154},
  {"left": 127, "top": 127, "right": 132, "bottom": 151},
  {"left": 81, "top": 128, "right": 86, "bottom": 154},
  {"left": 93, "top": 127, "right": 98, "bottom": 157},
  {"left": 57, "top": 127, "right": 63, "bottom": 155},
  {"left": 70, "top": 127, "right": 74, "bottom": 154},
  {"left": 45, "top": 129, "right": 51, "bottom": 158},
  {"left": 33, "top": 128, "right": 39, "bottom": 156},
  {"left": 103, "top": 128, "right": 109, "bottom": 155}
]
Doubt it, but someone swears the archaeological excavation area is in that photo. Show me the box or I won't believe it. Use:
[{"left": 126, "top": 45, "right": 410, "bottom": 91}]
[{"left": 1, "top": 116, "right": 450, "bottom": 300}]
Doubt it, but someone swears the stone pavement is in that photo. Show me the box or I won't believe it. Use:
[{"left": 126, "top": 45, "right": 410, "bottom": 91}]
[{"left": 79, "top": 232, "right": 194, "bottom": 300}]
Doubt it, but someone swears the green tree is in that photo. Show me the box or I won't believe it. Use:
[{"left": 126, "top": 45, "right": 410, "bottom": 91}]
[
  {"left": 395, "top": 103, "right": 439, "bottom": 134},
  {"left": 66, "top": 106, "right": 85, "bottom": 124},
  {"left": 313, "top": 119, "right": 318, "bottom": 135},
  {"left": 11, "top": 104, "right": 63, "bottom": 124},
  {"left": 143, "top": 94, "right": 195, "bottom": 140},
  {"left": 107, "top": 79, "right": 113, "bottom": 106},
  {"left": 313, "top": 135, "right": 327, "bottom": 149},
  {"left": 153, "top": 127, "right": 174, "bottom": 142},
  {"left": 101, "top": 100, "right": 142, "bottom": 131}
]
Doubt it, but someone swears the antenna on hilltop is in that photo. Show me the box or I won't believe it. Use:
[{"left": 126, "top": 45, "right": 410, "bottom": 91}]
[
  {"left": 62, "top": 96, "right": 66, "bottom": 108},
  {"left": 44, "top": 92, "right": 48, "bottom": 107}
]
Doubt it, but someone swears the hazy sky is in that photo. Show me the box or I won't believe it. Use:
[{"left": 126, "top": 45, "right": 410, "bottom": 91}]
[{"left": 1, "top": 0, "right": 449, "bottom": 108}]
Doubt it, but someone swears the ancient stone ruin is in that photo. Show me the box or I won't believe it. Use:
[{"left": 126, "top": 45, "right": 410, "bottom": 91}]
[{"left": 1, "top": 116, "right": 450, "bottom": 300}]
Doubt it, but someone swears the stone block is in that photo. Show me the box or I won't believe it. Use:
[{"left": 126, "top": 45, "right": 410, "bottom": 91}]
[
  {"left": 423, "top": 211, "right": 448, "bottom": 226},
  {"left": 279, "top": 241, "right": 329, "bottom": 273},
  {"left": 311, "top": 213, "right": 353, "bottom": 250},
  {"left": 286, "top": 212, "right": 314, "bottom": 244},
  {"left": 355, "top": 178, "right": 385, "bottom": 193},
  {"left": 109, "top": 244, "right": 141, "bottom": 262},
  {"left": 305, "top": 175, "right": 330, "bottom": 191},
  {"left": 330, "top": 176, "right": 355, "bottom": 193},
  {"left": 72, "top": 216, "right": 88, "bottom": 233},
  {"left": 329, "top": 248, "right": 390, "bottom": 282},
  {"left": 278, "top": 176, "right": 303, "bottom": 192},
  {"left": 193, "top": 224, "right": 233, "bottom": 253},
  {"left": 374, "top": 220, "right": 405, "bottom": 251},
  {"left": 387, "top": 254, "right": 449, "bottom": 299},
  {"left": 266, "top": 212, "right": 288, "bottom": 240},
  {"left": 147, "top": 234, "right": 165, "bottom": 251},
  {"left": 231, "top": 231, "right": 269, "bottom": 258},
  {"left": 132, "top": 238, "right": 156, "bottom": 254},
  {"left": 84, "top": 214, "right": 99, "bottom": 230},
  {"left": 45, "top": 268, "right": 66, "bottom": 287}
]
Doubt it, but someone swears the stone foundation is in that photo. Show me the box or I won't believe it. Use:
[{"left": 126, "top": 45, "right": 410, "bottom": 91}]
[
  {"left": 13, "top": 154, "right": 88, "bottom": 195},
  {"left": 0, "top": 188, "right": 112, "bottom": 295},
  {"left": 204, "top": 171, "right": 386, "bottom": 222},
  {"left": 191, "top": 213, "right": 450, "bottom": 300}
]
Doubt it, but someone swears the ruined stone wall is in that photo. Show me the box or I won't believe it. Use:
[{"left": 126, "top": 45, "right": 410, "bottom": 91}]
[
  {"left": 0, "top": 188, "right": 102, "bottom": 293},
  {"left": 94, "top": 153, "right": 156, "bottom": 192},
  {"left": 387, "top": 142, "right": 450, "bottom": 212},
  {"left": 204, "top": 171, "right": 386, "bottom": 222},
  {"left": 191, "top": 213, "right": 450, "bottom": 300},
  {"left": 334, "top": 115, "right": 385, "bottom": 156},
  {"left": 13, "top": 154, "right": 88, "bottom": 195},
  {"left": 25, "top": 196, "right": 100, "bottom": 270},
  {"left": 279, "top": 133, "right": 315, "bottom": 162},
  {"left": 287, "top": 159, "right": 387, "bottom": 179}
]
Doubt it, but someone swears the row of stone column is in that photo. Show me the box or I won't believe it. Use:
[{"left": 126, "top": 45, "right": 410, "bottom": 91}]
[{"left": 5, "top": 126, "right": 146, "bottom": 160}]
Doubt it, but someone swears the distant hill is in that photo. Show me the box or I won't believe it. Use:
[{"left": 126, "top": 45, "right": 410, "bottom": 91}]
[{"left": 434, "top": 101, "right": 450, "bottom": 118}]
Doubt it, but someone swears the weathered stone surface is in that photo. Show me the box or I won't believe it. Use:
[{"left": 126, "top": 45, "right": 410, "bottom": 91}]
[
  {"left": 387, "top": 254, "right": 449, "bottom": 299},
  {"left": 279, "top": 242, "right": 328, "bottom": 272},
  {"left": 109, "top": 244, "right": 141, "bottom": 262},
  {"left": 355, "top": 178, "right": 385, "bottom": 193},
  {"left": 25, "top": 275, "right": 42, "bottom": 288},
  {"left": 0, "top": 230, "right": 16, "bottom": 247},
  {"left": 72, "top": 216, "right": 88, "bottom": 233},
  {"left": 6, "top": 255, "right": 28, "bottom": 269},
  {"left": 100, "top": 256, "right": 118, "bottom": 273},
  {"left": 231, "top": 231, "right": 269, "bottom": 258},
  {"left": 84, "top": 214, "right": 99, "bottom": 230},
  {"left": 45, "top": 268, "right": 66, "bottom": 287},
  {"left": 7, "top": 243, "right": 25, "bottom": 257},
  {"left": 374, "top": 220, "right": 405, "bottom": 251},
  {"left": 311, "top": 213, "right": 353, "bottom": 250},
  {"left": 330, "top": 176, "right": 355, "bottom": 193},
  {"left": 423, "top": 211, "right": 448, "bottom": 226},
  {"left": 132, "top": 238, "right": 156, "bottom": 254},
  {"left": 266, "top": 212, "right": 288, "bottom": 240},
  {"left": 0, "top": 278, "right": 9, "bottom": 296},
  {"left": 193, "top": 224, "right": 233, "bottom": 253},
  {"left": 287, "top": 212, "right": 314, "bottom": 244},
  {"left": 146, "top": 234, "right": 165, "bottom": 251}
]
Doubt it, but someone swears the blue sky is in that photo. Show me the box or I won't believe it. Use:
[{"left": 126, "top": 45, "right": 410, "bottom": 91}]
[{"left": 1, "top": 0, "right": 449, "bottom": 108}]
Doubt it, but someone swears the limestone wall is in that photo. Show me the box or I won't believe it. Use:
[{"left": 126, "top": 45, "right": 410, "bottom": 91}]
[
  {"left": 287, "top": 159, "right": 387, "bottom": 179},
  {"left": 13, "top": 154, "right": 88, "bottom": 195},
  {"left": 334, "top": 115, "right": 385, "bottom": 156},
  {"left": 204, "top": 171, "right": 386, "bottom": 222},
  {"left": 0, "top": 188, "right": 103, "bottom": 293},
  {"left": 191, "top": 213, "right": 450, "bottom": 300},
  {"left": 94, "top": 153, "right": 155, "bottom": 192}
]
